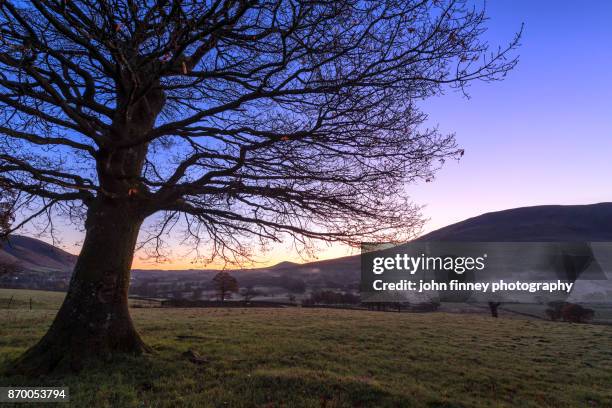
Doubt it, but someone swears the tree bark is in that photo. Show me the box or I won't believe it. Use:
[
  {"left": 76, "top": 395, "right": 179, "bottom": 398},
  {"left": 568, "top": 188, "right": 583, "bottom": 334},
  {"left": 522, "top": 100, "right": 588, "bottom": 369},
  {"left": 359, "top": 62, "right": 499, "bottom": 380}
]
[{"left": 12, "top": 198, "right": 147, "bottom": 374}]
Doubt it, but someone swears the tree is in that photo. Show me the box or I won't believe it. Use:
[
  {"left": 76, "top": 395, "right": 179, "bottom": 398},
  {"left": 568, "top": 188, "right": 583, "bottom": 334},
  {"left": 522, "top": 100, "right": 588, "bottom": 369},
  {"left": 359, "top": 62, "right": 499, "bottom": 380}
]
[
  {"left": 240, "top": 285, "right": 260, "bottom": 304},
  {"left": 191, "top": 287, "right": 203, "bottom": 301},
  {"left": 545, "top": 301, "right": 595, "bottom": 323},
  {"left": 0, "top": 0, "right": 519, "bottom": 373},
  {"left": 0, "top": 182, "right": 20, "bottom": 277},
  {"left": 488, "top": 301, "right": 501, "bottom": 318},
  {"left": 0, "top": 257, "right": 22, "bottom": 279},
  {"left": 212, "top": 271, "right": 239, "bottom": 302}
]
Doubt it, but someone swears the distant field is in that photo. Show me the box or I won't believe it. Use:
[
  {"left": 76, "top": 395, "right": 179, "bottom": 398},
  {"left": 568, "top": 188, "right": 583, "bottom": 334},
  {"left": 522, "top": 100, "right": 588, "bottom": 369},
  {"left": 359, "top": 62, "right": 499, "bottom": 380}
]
[
  {"left": 0, "top": 288, "right": 161, "bottom": 310},
  {"left": 439, "top": 301, "right": 612, "bottom": 324},
  {"left": 0, "top": 288, "right": 66, "bottom": 310},
  {"left": 500, "top": 302, "right": 612, "bottom": 323},
  {"left": 1, "top": 289, "right": 611, "bottom": 407}
]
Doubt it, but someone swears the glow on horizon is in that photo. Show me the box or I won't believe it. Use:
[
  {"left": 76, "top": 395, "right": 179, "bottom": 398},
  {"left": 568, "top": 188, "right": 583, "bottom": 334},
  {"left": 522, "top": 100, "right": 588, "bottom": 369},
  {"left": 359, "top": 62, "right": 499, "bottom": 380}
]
[{"left": 131, "top": 243, "right": 359, "bottom": 270}]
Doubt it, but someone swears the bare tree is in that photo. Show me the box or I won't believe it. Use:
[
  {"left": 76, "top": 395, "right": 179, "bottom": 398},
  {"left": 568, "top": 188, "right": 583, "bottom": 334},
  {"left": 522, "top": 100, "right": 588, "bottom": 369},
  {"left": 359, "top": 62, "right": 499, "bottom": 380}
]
[
  {"left": 212, "top": 271, "right": 239, "bottom": 302},
  {"left": 240, "top": 285, "right": 260, "bottom": 304},
  {"left": 0, "top": 0, "right": 519, "bottom": 373}
]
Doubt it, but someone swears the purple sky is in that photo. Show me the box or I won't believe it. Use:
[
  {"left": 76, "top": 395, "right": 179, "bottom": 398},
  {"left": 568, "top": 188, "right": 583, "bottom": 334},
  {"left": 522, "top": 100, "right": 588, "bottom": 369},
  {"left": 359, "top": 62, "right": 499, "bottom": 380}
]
[
  {"left": 22, "top": 1, "right": 612, "bottom": 268},
  {"left": 410, "top": 0, "right": 612, "bottom": 232}
]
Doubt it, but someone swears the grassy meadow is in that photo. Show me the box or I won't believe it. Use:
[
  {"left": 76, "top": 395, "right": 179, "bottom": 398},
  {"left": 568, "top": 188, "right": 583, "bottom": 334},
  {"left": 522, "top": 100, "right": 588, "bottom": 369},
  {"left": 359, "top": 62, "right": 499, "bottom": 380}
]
[{"left": 1, "top": 289, "right": 611, "bottom": 407}]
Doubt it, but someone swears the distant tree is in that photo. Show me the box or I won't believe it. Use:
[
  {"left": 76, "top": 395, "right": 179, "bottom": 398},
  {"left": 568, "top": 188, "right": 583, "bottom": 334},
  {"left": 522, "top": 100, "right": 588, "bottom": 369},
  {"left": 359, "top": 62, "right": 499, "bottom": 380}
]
[
  {"left": 545, "top": 301, "right": 595, "bottom": 323},
  {"left": 240, "top": 286, "right": 259, "bottom": 304},
  {"left": 287, "top": 294, "right": 296, "bottom": 304},
  {"left": 0, "top": 259, "right": 22, "bottom": 279},
  {"left": 488, "top": 301, "right": 501, "bottom": 318},
  {"left": 191, "top": 287, "right": 203, "bottom": 301},
  {"left": 545, "top": 301, "right": 566, "bottom": 321},
  {"left": 213, "top": 272, "right": 239, "bottom": 302},
  {"left": 0, "top": 0, "right": 520, "bottom": 373},
  {"left": 560, "top": 303, "right": 594, "bottom": 323}
]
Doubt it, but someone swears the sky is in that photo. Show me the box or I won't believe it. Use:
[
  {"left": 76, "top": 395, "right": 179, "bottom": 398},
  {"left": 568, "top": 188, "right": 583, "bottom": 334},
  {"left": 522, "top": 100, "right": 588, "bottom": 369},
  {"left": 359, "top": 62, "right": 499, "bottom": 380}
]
[
  {"left": 22, "top": 1, "right": 612, "bottom": 269},
  {"left": 407, "top": 0, "right": 612, "bottom": 231}
]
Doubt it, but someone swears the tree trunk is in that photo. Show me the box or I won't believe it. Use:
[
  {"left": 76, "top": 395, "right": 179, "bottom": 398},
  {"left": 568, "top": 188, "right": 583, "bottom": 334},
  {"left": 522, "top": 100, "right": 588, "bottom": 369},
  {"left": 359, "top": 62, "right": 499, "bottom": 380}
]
[{"left": 12, "top": 198, "right": 147, "bottom": 374}]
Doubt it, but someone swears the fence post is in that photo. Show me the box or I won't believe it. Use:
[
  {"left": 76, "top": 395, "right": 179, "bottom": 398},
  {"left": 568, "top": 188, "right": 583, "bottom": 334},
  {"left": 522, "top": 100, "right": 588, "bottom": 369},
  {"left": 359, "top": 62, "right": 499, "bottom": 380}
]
[{"left": 29, "top": 297, "right": 32, "bottom": 310}]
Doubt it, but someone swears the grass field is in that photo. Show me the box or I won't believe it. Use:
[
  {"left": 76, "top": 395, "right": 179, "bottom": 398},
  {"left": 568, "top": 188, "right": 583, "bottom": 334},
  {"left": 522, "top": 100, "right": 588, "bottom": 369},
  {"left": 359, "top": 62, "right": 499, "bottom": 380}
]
[{"left": 1, "top": 289, "right": 611, "bottom": 408}]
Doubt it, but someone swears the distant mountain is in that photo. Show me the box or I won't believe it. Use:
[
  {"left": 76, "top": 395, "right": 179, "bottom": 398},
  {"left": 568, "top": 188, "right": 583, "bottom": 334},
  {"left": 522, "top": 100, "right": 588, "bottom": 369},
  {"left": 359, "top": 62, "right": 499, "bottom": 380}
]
[
  {"left": 418, "top": 202, "right": 612, "bottom": 242},
  {"left": 268, "top": 261, "right": 301, "bottom": 270},
  {"left": 0, "top": 235, "right": 76, "bottom": 272}
]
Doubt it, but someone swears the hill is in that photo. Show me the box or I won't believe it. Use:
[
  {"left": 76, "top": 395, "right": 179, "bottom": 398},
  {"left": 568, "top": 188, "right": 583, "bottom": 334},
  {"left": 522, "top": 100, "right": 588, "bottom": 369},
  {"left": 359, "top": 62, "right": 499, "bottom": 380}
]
[
  {"left": 1, "top": 288, "right": 610, "bottom": 407},
  {"left": 0, "top": 235, "right": 76, "bottom": 272},
  {"left": 418, "top": 202, "right": 612, "bottom": 242}
]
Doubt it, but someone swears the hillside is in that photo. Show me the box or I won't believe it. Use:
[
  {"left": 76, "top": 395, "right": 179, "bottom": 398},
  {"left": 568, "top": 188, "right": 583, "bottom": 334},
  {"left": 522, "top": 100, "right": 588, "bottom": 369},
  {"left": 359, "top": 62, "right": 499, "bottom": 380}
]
[
  {"left": 418, "top": 202, "right": 612, "bottom": 242},
  {"left": 1, "top": 288, "right": 611, "bottom": 407},
  {"left": 0, "top": 235, "right": 76, "bottom": 272}
]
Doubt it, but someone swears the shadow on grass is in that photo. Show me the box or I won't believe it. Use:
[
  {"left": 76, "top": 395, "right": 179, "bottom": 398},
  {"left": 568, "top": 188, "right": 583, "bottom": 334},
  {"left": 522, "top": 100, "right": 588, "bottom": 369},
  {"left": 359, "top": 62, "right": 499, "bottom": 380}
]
[
  {"left": 0, "top": 351, "right": 421, "bottom": 407},
  {"left": 236, "top": 367, "right": 417, "bottom": 407}
]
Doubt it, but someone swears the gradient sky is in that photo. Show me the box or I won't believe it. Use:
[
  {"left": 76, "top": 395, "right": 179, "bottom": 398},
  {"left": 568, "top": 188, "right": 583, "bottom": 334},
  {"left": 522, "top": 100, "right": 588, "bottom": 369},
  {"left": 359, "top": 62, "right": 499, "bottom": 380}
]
[
  {"left": 22, "top": 1, "right": 612, "bottom": 269},
  {"left": 409, "top": 0, "right": 612, "bottom": 230}
]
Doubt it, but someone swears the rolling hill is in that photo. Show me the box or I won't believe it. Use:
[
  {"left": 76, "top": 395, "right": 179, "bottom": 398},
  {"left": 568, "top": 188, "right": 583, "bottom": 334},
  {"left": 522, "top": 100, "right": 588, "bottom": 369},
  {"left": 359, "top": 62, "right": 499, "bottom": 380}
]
[
  {"left": 418, "top": 202, "right": 612, "bottom": 242},
  {"left": 0, "top": 235, "right": 76, "bottom": 272}
]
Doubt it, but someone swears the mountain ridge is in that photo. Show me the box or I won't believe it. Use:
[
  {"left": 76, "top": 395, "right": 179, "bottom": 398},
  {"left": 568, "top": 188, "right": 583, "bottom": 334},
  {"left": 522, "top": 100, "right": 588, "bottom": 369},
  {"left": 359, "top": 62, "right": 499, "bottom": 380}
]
[
  {"left": 0, "top": 235, "right": 77, "bottom": 272},
  {"left": 418, "top": 202, "right": 612, "bottom": 242}
]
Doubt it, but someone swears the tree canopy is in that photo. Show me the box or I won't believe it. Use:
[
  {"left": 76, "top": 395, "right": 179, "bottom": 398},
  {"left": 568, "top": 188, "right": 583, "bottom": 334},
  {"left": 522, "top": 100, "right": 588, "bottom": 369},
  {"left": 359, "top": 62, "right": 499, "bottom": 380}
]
[{"left": 0, "top": 0, "right": 519, "bottom": 263}]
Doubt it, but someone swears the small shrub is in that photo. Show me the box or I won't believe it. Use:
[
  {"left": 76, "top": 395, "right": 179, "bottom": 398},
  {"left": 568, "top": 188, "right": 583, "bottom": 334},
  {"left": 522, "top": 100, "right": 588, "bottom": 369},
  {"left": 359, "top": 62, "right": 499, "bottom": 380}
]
[
  {"left": 560, "top": 303, "right": 594, "bottom": 323},
  {"left": 546, "top": 301, "right": 594, "bottom": 323}
]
